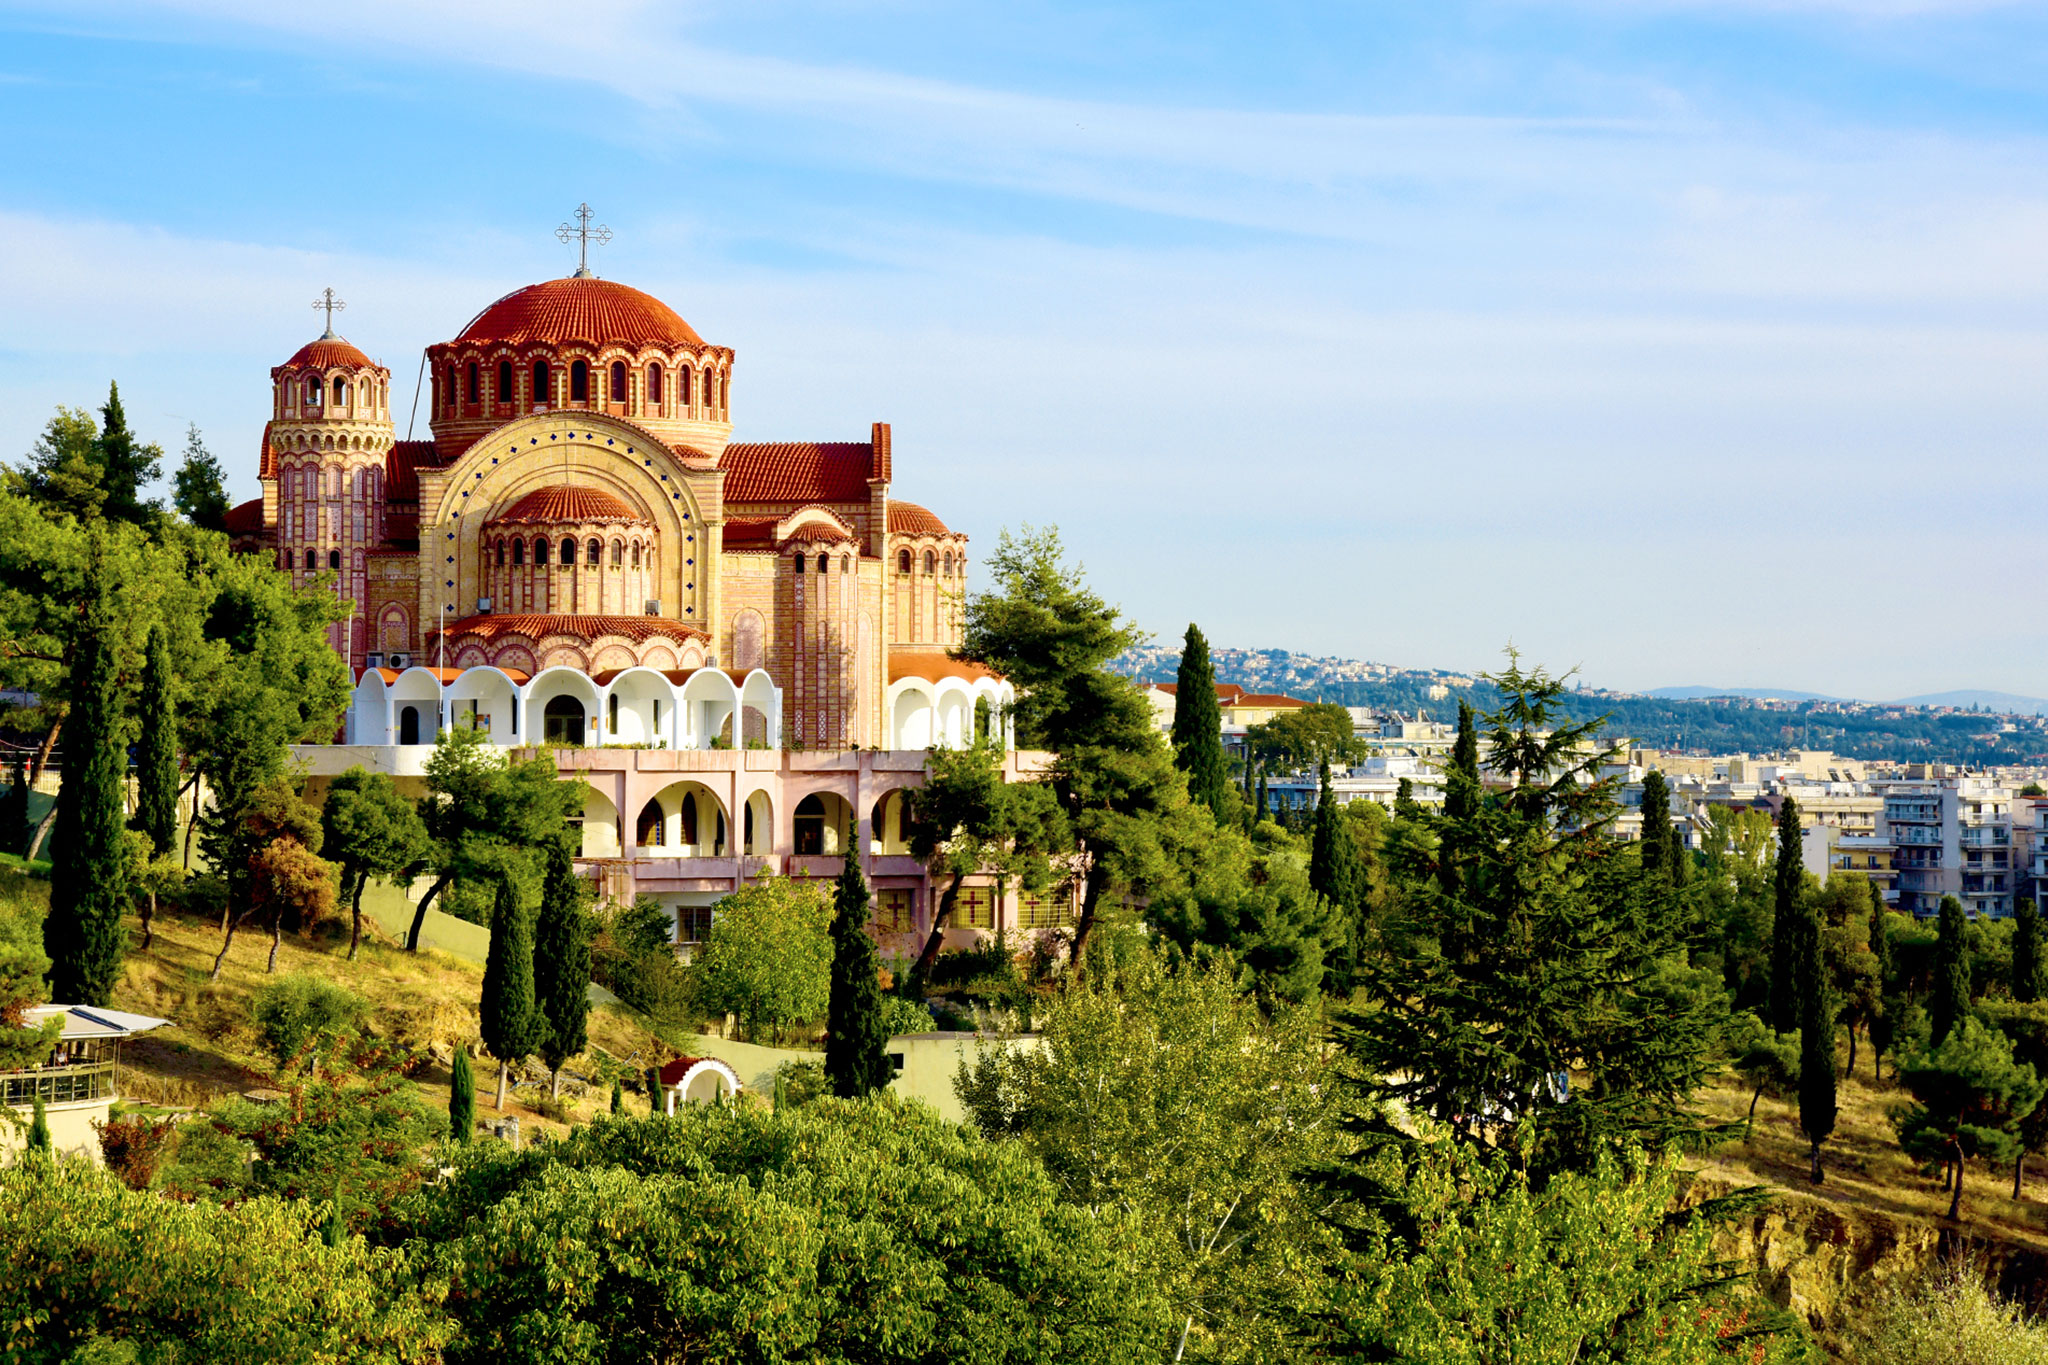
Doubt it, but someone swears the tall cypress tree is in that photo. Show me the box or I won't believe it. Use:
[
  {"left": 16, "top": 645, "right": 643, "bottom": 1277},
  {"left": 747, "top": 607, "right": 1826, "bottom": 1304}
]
[
  {"left": 4, "top": 757, "right": 28, "bottom": 858},
  {"left": 479, "top": 872, "right": 543, "bottom": 1110},
  {"left": 134, "top": 624, "right": 179, "bottom": 857},
  {"left": 93, "top": 381, "right": 161, "bottom": 526},
  {"left": 825, "top": 824, "right": 891, "bottom": 1098},
  {"left": 1931, "top": 894, "right": 1970, "bottom": 1048},
  {"left": 532, "top": 838, "right": 592, "bottom": 1099},
  {"left": 1437, "top": 701, "right": 1480, "bottom": 898},
  {"left": 448, "top": 1047, "right": 475, "bottom": 1143},
  {"left": 1638, "top": 771, "right": 1671, "bottom": 883},
  {"left": 1171, "top": 625, "right": 1231, "bottom": 824},
  {"left": 2015, "top": 897, "right": 2043, "bottom": 1005},
  {"left": 1796, "top": 888, "right": 1837, "bottom": 1184},
  {"left": 45, "top": 538, "right": 130, "bottom": 1006},
  {"left": 1767, "top": 797, "right": 1803, "bottom": 1034},
  {"left": 1870, "top": 888, "right": 1897, "bottom": 1078},
  {"left": 1254, "top": 771, "right": 1269, "bottom": 825}
]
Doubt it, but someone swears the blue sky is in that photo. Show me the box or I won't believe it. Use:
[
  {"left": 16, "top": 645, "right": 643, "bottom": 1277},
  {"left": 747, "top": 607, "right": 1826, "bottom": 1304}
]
[{"left": 3, "top": 1, "right": 2048, "bottom": 699}]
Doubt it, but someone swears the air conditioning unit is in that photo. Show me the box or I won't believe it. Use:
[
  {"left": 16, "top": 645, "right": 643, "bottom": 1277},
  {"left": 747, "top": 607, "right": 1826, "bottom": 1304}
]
[
  {"left": 644, "top": 599, "right": 662, "bottom": 617},
  {"left": 476, "top": 596, "right": 494, "bottom": 613},
  {"left": 388, "top": 652, "right": 411, "bottom": 670}
]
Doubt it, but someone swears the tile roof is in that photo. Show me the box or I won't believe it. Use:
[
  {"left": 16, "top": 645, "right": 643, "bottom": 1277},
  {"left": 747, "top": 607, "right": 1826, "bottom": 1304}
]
[
  {"left": 1231, "top": 694, "right": 1309, "bottom": 708},
  {"left": 454, "top": 277, "right": 705, "bottom": 350},
  {"left": 384, "top": 441, "right": 442, "bottom": 503},
  {"left": 720, "top": 516, "right": 779, "bottom": 550},
  {"left": 886, "top": 501, "right": 950, "bottom": 536},
  {"left": 488, "top": 486, "right": 648, "bottom": 525},
  {"left": 1153, "top": 683, "right": 1246, "bottom": 701},
  {"left": 282, "top": 336, "right": 377, "bottom": 371},
  {"left": 430, "top": 613, "right": 709, "bottom": 645},
  {"left": 223, "top": 497, "right": 265, "bottom": 535},
  {"left": 723, "top": 441, "right": 881, "bottom": 505},
  {"left": 889, "top": 651, "right": 1001, "bottom": 685}
]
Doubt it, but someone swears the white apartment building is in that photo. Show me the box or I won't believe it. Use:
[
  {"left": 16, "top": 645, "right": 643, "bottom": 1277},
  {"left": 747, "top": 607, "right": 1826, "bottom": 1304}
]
[{"left": 1879, "top": 776, "right": 2014, "bottom": 918}]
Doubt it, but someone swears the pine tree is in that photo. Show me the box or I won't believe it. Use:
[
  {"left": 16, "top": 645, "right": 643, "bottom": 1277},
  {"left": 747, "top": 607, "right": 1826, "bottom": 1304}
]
[
  {"left": 27, "top": 1094, "right": 49, "bottom": 1152},
  {"left": 134, "top": 624, "right": 179, "bottom": 857},
  {"left": 479, "top": 873, "right": 542, "bottom": 1109},
  {"left": 1171, "top": 625, "right": 1231, "bottom": 824},
  {"left": 1931, "top": 894, "right": 1971, "bottom": 1049},
  {"left": 1767, "top": 797, "right": 1802, "bottom": 1034},
  {"left": 1437, "top": 701, "right": 1480, "bottom": 897},
  {"left": 532, "top": 839, "right": 592, "bottom": 1099},
  {"left": 3, "top": 758, "right": 28, "bottom": 858},
  {"left": 93, "top": 381, "right": 162, "bottom": 525},
  {"left": 2015, "top": 898, "right": 2043, "bottom": 1005},
  {"left": 825, "top": 825, "right": 891, "bottom": 1098},
  {"left": 1797, "top": 889, "right": 1837, "bottom": 1183},
  {"left": 44, "top": 538, "right": 130, "bottom": 1007},
  {"left": 1638, "top": 771, "right": 1671, "bottom": 883},
  {"left": 172, "top": 423, "right": 231, "bottom": 532},
  {"left": 449, "top": 1047, "right": 475, "bottom": 1143}
]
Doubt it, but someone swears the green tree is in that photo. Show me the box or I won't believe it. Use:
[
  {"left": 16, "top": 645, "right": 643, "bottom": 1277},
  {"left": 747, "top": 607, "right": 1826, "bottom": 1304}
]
[
  {"left": 133, "top": 623, "right": 179, "bottom": 859},
  {"left": 252, "top": 973, "right": 367, "bottom": 1072},
  {"left": 956, "top": 937, "right": 1337, "bottom": 1361},
  {"left": 693, "top": 877, "right": 832, "bottom": 1044},
  {"left": 1638, "top": 769, "right": 1672, "bottom": 883},
  {"left": 1255, "top": 769, "right": 1269, "bottom": 824},
  {"left": 87, "top": 382, "right": 162, "bottom": 526},
  {"left": 1851, "top": 1265, "right": 2048, "bottom": 1365},
  {"left": 321, "top": 767, "right": 431, "bottom": 961},
  {"left": 1333, "top": 653, "right": 1723, "bottom": 1176},
  {"left": 1170, "top": 623, "right": 1231, "bottom": 824},
  {"left": 824, "top": 827, "right": 890, "bottom": 1098},
  {"left": 1894, "top": 1017, "right": 2046, "bottom": 1220},
  {"left": 609, "top": 1078, "right": 623, "bottom": 1115},
  {"left": 532, "top": 837, "right": 593, "bottom": 1098},
  {"left": 1726, "top": 1012, "right": 1800, "bottom": 1134},
  {"left": 3, "top": 757, "right": 28, "bottom": 858},
  {"left": 44, "top": 536, "right": 129, "bottom": 1007},
  {"left": 0, "top": 909, "right": 62, "bottom": 1071},
  {"left": 479, "top": 873, "right": 543, "bottom": 1110},
  {"left": 1980, "top": 1000, "right": 2048, "bottom": 1201},
  {"left": 11, "top": 405, "right": 105, "bottom": 522},
  {"left": 1245, "top": 701, "right": 1357, "bottom": 772},
  {"left": 26, "top": 1094, "right": 49, "bottom": 1152},
  {"left": 2015, "top": 897, "right": 2042, "bottom": 1004},
  {"left": 1148, "top": 813, "right": 1340, "bottom": 1006},
  {"left": 1871, "top": 904, "right": 1900, "bottom": 1079},
  {"left": 207, "top": 781, "right": 332, "bottom": 978},
  {"left": 1308, "top": 761, "right": 1365, "bottom": 989},
  {"left": 1795, "top": 888, "right": 1837, "bottom": 1184},
  {"left": 450, "top": 1047, "right": 476, "bottom": 1144},
  {"left": 1767, "top": 797, "right": 1803, "bottom": 1034},
  {"left": 172, "top": 422, "right": 231, "bottom": 533},
  {"left": 1931, "top": 893, "right": 1971, "bottom": 1048}
]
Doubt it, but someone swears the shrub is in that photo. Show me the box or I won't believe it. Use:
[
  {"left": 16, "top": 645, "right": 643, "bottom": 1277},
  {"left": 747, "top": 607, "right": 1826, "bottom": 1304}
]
[
  {"left": 878, "top": 994, "right": 936, "bottom": 1037},
  {"left": 926, "top": 935, "right": 1016, "bottom": 990},
  {"left": 92, "top": 1112, "right": 178, "bottom": 1191},
  {"left": 772, "top": 1060, "right": 828, "bottom": 1109},
  {"left": 253, "top": 974, "right": 367, "bottom": 1072},
  {"left": 1850, "top": 1263, "right": 2048, "bottom": 1365}
]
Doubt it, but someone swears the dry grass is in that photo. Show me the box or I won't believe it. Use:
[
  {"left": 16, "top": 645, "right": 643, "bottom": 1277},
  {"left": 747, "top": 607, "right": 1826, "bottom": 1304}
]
[
  {"left": 108, "top": 901, "right": 675, "bottom": 1137},
  {"left": 1692, "top": 1041, "right": 2048, "bottom": 1254}
]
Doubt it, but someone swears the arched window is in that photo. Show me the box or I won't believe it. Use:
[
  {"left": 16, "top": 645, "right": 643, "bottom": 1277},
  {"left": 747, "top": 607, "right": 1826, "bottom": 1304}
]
[
  {"left": 794, "top": 794, "right": 826, "bottom": 856},
  {"left": 587, "top": 538, "right": 602, "bottom": 567},
  {"left": 337, "top": 377, "right": 350, "bottom": 406},
  {"left": 304, "top": 549, "right": 317, "bottom": 570},
  {"left": 399, "top": 706, "right": 421, "bottom": 746},
  {"left": 445, "top": 369, "right": 457, "bottom": 410},
  {"left": 328, "top": 549, "right": 341, "bottom": 570},
  {"left": 719, "top": 376, "right": 729, "bottom": 410},
  {"left": 534, "top": 538, "right": 550, "bottom": 566},
  {"left": 680, "top": 368, "right": 692, "bottom": 407},
  {"left": 816, "top": 554, "right": 830, "bottom": 574},
  {"left": 840, "top": 554, "right": 851, "bottom": 573},
  {"left": 466, "top": 362, "right": 480, "bottom": 402},
  {"left": 570, "top": 359, "right": 589, "bottom": 402},
  {"left": 647, "top": 363, "right": 663, "bottom": 408},
  {"left": 897, "top": 549, "right": 911, "bottom": 573},
  {"left": 495, "top": 540, "right": 506, "bottom": 567},
  {"left": 923, "top": 550, "right": 936, "bottom": 573},
  {"left": 498, "top": 360, "right": 513, "bottom": 404},
  {"left": 611, "top": 539, "right": 624, "bottom": 567},
  {"left": 543, "top": 694, "right": 585, "bottom": 745},
  {"left": 609, "top": 361, "right": 626, "bottom": 402},
  {"left": 561, "top": 537, "right": 576, "bottom": 566},
  {"left": 943, "top": 551, "right": 953, "bottom": 574},
  {"left": 306, "top": 378, "right": 321, "bottom": 404},
  {"left": 512, "top": 538, "right": 526, "bottom": 566},
  {"left": 359, "top": 381, "right": 370, "bottom": 407},
  {"left": 532, "top": 360, "right": 551, "bottom": 404},
  {"left": 679, "top": 793, "right": 699, "bottom": 846},
  {"left": 636, "top": 799, "right": 664, "bottom": 849},
  {"left": 607, "top": 693, "right": 619, "bottom": 732},
  {"left": 630, "top": 542, "right": 641, "bottom": 569}
]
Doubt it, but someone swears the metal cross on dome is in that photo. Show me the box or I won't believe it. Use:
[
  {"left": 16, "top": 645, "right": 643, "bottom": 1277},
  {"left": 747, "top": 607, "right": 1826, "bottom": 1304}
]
[
  {"left": 557, "top": 203, "right": 612, "bottom": 278},
  {"left": 311, "top": 287, "right": 345, "bottom": 338}
]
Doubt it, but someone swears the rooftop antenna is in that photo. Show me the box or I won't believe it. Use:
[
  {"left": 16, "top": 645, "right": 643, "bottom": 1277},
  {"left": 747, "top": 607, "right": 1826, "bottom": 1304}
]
[{"left": 557, "top": 203, "right": 612, "bottom": 278}]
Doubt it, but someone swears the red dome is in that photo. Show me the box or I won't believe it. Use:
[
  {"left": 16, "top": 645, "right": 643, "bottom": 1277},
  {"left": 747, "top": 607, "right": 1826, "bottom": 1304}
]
[
  {"left": 455, "top": 277, "right": 705, "bottom": 350},
  {"left": 284, "top": 337, "right": 376, "bottom": 370},
  {"left": 488, "top": 486, "right": 649, "bottom": 525},
  {"left": 887, "top": 501, "right": 951, "bottom": 536}
]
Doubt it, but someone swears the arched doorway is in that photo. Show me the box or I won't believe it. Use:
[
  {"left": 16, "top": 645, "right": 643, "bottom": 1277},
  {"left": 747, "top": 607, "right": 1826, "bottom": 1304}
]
[
  {"left": 636, "top": 798, "right": 664, "bottom": 849},
  {"left": 544, "top": 694, "right": 586, "bottom": 745},
  {"left": 398, "top": 705, "right": 420, "bottom": 746},
  {"left": 794, "top": 792, "right": 853, "bottom": 855}
]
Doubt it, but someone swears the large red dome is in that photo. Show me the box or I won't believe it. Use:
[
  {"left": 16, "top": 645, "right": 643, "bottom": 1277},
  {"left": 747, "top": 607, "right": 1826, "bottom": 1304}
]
[
  {"left": 488, "top": 486, "right": 649, "bottom": 525},
  {"left": 455, "top": 277, "right": 705, "bottom": 350},
  {"left": 283, "top": 337, "right": 376, "bottom": 370}
]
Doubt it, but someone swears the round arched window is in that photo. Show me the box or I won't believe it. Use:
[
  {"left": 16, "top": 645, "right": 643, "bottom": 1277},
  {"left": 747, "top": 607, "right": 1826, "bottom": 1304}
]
[
  {"left": 560, "top": 537, "right": 576, "bottom": 565},
  {"left": 896, "top": 549, "right": 911, "bottom": 573},
  {"left": 923, "top": 550, "right": 936, "bottom": 573}
]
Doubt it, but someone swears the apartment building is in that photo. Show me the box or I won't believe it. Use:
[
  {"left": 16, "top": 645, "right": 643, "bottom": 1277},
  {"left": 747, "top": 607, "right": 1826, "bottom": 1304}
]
[{"left": 1880, "top": 776, "right": 2013, "bottom": 917}]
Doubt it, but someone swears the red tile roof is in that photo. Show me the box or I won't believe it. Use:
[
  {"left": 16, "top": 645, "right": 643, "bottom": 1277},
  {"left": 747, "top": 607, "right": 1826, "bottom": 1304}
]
[
  {"left": 784, "top": 520, "right": 854, "bottom": 545},
  {"left": 889, "top": 651, "right": 1001, "bottom": 685},
  {"left": 723, "top": 442, "right": 881, "bottom": 504},
  {"left": 223, "top": 497, "right": 265, "bottom": 535},
  {"left": 1154, "top": 683, "right": 1245, "bottom": 701},
  {"left": 1232, "top": 694, "right": 1309, "bottom": 709},
  {"left": 282, "top": 336, "right": 377, "bottom": 371},
  {"left": 454, "top": 277, "right": 705, "bottom": 350},
  {"left": 384, "top": 441, "right": 442, "bottom": 502},
  {"left": 488, "top": 486, "right": 648, "bottom": 525},
  {"left": 720, "top": 516, "right": 779, "bottom": 550},
  {"left": 430, "top": 613, "right": 709, "bottom": 645},
  {"left": 887, "top": 501, "right": 949, "bottom": 536}
]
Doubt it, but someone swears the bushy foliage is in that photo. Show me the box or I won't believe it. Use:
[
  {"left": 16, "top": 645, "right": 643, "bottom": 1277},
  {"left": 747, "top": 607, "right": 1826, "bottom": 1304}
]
[
  {"left": 252, "top": 973, "right": 367, "bottom": 1072},
  {"left": 878, "top": 993, "right": 937, "bottom": 1036},
  {"left": 93, "top": 1112, "right": 179, "bottom": 1191},
  {"left": 1849, "top": 1264, "right": 2048, "bottom": 1365},
  {"left": 691, "top": 876, "right": 831, "bottom": 1043}
]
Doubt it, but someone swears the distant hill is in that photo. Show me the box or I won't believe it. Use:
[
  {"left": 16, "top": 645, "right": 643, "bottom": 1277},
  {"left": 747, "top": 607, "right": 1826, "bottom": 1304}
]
[
  {"left": 1646, "top": 685, "right": 1846, "bottom": 703},
  {"left": 1893, "top": 689, "right": 2048, "bottom": 716}
]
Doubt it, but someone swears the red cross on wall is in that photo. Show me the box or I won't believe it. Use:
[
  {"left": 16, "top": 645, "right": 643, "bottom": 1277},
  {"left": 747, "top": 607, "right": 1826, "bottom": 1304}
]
[{"left": 957, "top": 887, "right": 988, "bottom": 929}]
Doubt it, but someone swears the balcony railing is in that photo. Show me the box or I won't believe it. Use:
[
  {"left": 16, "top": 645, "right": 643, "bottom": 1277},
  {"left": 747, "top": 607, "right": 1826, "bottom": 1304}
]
[{"left": 1, "top": 1062, "right": 114, "bottom": 1108}]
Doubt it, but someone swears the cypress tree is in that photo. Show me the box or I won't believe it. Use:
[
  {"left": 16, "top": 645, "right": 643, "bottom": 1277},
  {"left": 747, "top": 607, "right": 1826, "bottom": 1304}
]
[
  {"left": 45, "top": 538, "right": 130, "bottom": 1007},
  {"left": 2015, "top": 897, "right": 2043, "bottom": 1005},
  {"left": 610, "top": 1078, "right": 624, "bottom": 1115},
  {"left": 1171, "top": 625, "right": 1231, "bottom": 824},
  {"left": 825, "top": 824, "right": 891, "bottom": 1098},
  {"left": 1255, "top": 771, "right": 1269, "bottom": 825},
  {"left": 4, "top": 757, "right": 28, "bottom": 858},
  {"left": 1445, "top": 701, "right": 1479, "bottom": 822},
  {"left": 1638, "top": 771, "right": 1671, "bottom": 883},
  {"left": 1310, "top": 764, "right": 1366, "bottom": 992},
  {"left": 479, "top": 873, "right": 542, "bottom": 1110},
  {"left": 1240, "top": 754, "right": 1255, "bottom": 830},
  {"left": 1870, "top": 888, "right": 1897, "bottom": 1078},
  {"left": 1796, "top": 889, "right": 1837, "bottom": 1184},
  {"left": 532, "top": 839, "right": 592, "bottom": 1099},
  {"left": 448, "top": 1047, "right": 475, "bottom": 1143},
  {"left": 1931, "top": 894, "right": 1970, "bottom": 1048},
  {"left": 1767, "top": 797, "right": 1802, "bottom": 1034},
  {"left": 134, "top": 624, "right": 179, "bottom": 857},
  {"left": 27, "top": 1094, "right": 49, "bottom": 1152}
]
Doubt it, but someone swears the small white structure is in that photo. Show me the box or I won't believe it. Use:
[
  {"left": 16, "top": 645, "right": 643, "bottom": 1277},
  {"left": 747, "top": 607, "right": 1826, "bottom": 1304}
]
[
  {"left": 3, "top": 1005, "right": 169, "bottom": 1165},
  {"left": 657, "top": 1054, "right": 743, "bottom": 1111}
]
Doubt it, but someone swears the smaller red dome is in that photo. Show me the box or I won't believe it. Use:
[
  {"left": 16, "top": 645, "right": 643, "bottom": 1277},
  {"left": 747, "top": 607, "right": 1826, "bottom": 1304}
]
[
  {"left": 887, "top": 501, "right": 950, "bottom": 537},
  {"left": 284, "top": 337, "right": 376, "bottom": 370},
  {"left": 488, "top": 486, "right": 649, "bottom": 525}
]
